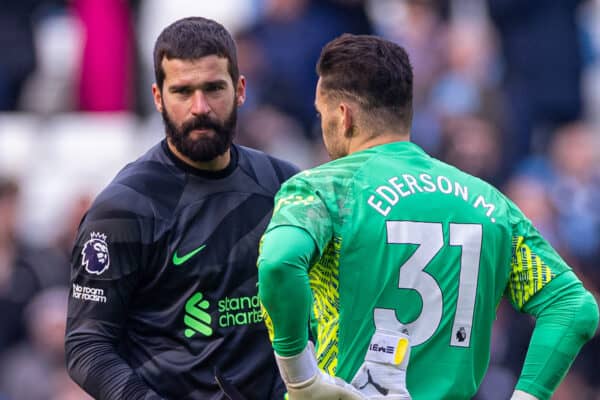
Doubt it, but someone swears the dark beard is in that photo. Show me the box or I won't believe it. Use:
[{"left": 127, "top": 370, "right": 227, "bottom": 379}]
[{"left": 162, "top": 102, "right": 237, "bottom": 162}]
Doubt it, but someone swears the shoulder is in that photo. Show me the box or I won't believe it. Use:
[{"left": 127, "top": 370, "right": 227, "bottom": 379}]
[
  {"left": 288, "top": 153, "right": 366, "bottom": 190},
  {"left": 236, "top": 145, "right": 300, "bottom": 188},
  {"left": 277, "top": 159, "right": 358, "bottom": 203},
  {"left": 87, "top": 144, "right": 186, "bottom": 224},
  {"left": 428, "top": 156, "right": 520, "bottom": 223}
]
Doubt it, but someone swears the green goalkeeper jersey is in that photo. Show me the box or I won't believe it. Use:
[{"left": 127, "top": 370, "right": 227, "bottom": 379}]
[{"left": 263, "top": 141, "right": 571, "bottom": 399}]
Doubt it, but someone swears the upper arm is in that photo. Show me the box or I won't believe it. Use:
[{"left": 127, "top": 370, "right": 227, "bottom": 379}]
[
  {"left": 505, "top": 207, "right": 571, "bottom": 312},
  {"left": 66, "top": 200, "right": 146, "bottom": 344}
]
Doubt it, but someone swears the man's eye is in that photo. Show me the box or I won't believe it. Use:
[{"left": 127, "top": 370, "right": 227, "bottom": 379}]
[{"left": 206, "top": 84, "right": 225, "bottom": 92}]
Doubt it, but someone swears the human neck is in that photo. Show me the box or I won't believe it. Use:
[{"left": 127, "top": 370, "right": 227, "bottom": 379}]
[
  {"left": 347, "top": 132, "right": 410, "bottom": 155},
  {"left": 167, "top": 139, "right": 231, "bottom": 171}
]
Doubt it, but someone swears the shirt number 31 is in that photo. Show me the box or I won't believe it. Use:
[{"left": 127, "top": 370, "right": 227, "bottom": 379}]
[{"left": 374, "top": 221, "right": 482, "bottom": 347}]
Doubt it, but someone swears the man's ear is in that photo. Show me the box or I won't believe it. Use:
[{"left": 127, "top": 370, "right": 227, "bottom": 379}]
[
  {"left": 339, "top": 102, "right": 355, "bottom": 138},
  {"left": 152, "top": 83, "right": 163, "bottom": 113},
  {"left": 236, "top": 75, "right": 247, "bottom": 106}
]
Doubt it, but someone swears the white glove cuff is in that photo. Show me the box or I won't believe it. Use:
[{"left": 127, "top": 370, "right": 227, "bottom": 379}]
[
  {"left": 274, "top": 342, "right": 319, "bottom": 385},
  {"left": 510, "top": 390, "right": 539, "bottom": 400},
  {"left": 365, "top": 329, "right": 410, "bottom": 367}
]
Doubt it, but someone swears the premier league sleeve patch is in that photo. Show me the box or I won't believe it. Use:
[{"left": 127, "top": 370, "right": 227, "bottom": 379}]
[{"left": 81, "top": 232, "right": 111, "bottom": 275}]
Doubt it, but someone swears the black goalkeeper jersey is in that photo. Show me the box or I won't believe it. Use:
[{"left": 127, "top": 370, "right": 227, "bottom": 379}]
[{"left": 66, "top": 141, "right": 298, "bottom": 400}]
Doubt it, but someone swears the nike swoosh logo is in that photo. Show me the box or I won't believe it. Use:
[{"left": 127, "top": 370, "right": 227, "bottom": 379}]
[{"left": 172, "top": 244, "right": 206, "bottom": 266}]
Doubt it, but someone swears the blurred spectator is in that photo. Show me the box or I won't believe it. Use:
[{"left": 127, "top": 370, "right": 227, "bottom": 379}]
[
  {"left": 19, "top": 8, "right": 81, "bottom": 113},
  {"left": 368, "top": 0, "right": 448, "bottom": 153},
  {"left": 0, "top": 287, "right": 91, "bottom": 400},
  {"left": 552, "top": 372, "right": 597, "bottom": 400},
  {"left": 53, "top": 193, "right": 93, "bottom": 259},
  {"left": 0, "top": 177, "right": 69, "bottom": 354},
  {"left": 579, "top": 0, "right": 600, "bottom": 125},
  {"left": 236, "top": 106, "right": 316, "bottom": 169},
  {"left": 546, "top": 122, "right": 600, "bottom": 283},
  {"left": 234, "top": 28, "right": 269, "bottom": 113},
  {"left": 438, "top": 115, "right": 503, "bottom": 186},
  {"left": 431, "top": 19, "right": 501, "bottom": 119},
  {"left": 50, "top": 369, "right": 93, "bottom": 400},
  {"left": 504, "top": 175, "right": 564, "bottom": 250},
  {"left": 71, "top": 0, "right": 135, "bottom": 111},
  {"left": 488, "top": 0, "right": 586, "bottom": 174},
  {"left": 370, "top": 0, "right": 448, "bottom": 106},
  {"left": 0, "top": 0, "right": 58, "bottom": 110},
  {"left": 242, "top": 0, "right": 373, "bottom": 138}
]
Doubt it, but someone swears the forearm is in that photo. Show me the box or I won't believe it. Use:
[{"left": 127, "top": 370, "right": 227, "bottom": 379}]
[
  {"left": 66, "top": 319, "right": 163, "bottom": 400},
  {"left": 258, "top": 226, "right": 317, "bottom": 357},
  {"left": 516, "top": 271, "right": 599, "bottom": 399}
]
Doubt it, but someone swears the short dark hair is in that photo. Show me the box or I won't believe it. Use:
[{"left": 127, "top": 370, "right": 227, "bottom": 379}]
[
  {"left": 153, "top": 17, "right": 239, "bottom": 91},
  {"left": 316, "top": 34, "right": 413, "bottom": 127}
]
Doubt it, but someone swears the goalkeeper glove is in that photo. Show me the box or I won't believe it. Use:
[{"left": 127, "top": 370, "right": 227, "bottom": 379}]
[
  {"left": 351, "top": 330, "right": 411, "bottom": 400},
  {"left": 275, "top": 342, "right": 364, "bottom": 400}
]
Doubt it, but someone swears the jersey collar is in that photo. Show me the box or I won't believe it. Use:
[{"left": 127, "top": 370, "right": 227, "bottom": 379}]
[{"left": 161, "top": 139, "right": 239, "bottom": 179}]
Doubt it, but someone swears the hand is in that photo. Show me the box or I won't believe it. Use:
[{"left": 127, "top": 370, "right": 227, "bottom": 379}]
[
  {"left": 286, "top": 369, "right": 365, "bottom": 400},
  {"left": 275, "top": 342, "right": 364, "bottom": 400},
  {"left": 351, "top": 330, "right": 411, "bottom": 400}
]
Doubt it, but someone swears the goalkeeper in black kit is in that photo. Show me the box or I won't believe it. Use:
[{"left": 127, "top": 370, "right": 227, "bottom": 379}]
[{"left": 65, "top": 17, "right": 298, "bottom": 400}]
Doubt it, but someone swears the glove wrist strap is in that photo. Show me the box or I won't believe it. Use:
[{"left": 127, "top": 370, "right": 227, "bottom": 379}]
[
  {"left": 365, "top": 330, "right": 410, "bottom": 367},
  {"left": 275, "top": 342, "right": 318, "bottom": 385}
]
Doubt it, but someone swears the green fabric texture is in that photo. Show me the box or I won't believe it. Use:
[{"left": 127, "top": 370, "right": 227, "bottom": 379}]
[
  {"left": 258, "top": 226, "right": 317, "bottom": 357},
  {"left": 516, "top": 271, "right": 599, "bottom": 399}
]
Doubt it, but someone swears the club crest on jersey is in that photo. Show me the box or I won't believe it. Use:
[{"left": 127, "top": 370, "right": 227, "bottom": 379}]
[{"left": 81, "top": 232, "right": 110, "bottom": 275}]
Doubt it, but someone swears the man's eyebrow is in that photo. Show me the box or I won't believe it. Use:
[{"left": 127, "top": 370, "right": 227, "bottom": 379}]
[
  {"left": 202, "top": 79, "right": 229, "bottom": 88},
  {"left": 168, "top": 84, "right": 190, "bottom": 92},
  {"left": 168, "top": 79, "right": 229, "bottom": 92}
]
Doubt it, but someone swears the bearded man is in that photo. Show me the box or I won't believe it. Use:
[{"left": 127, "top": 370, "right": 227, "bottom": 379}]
[{"left": 65, "top": 16, "right": 298, "bottom": 400}]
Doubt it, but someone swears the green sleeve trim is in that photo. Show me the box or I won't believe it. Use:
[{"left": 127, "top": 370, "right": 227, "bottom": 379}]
[
  {"left": 258, "top": 226, "right": 318, "bottom": 357},
  {"left": 516, "top": 271, "right": 599, "bottom": 399}
]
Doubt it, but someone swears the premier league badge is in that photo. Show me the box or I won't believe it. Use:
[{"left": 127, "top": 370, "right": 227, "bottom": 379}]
[{"left": 81, "top": 232, "right": 110, "bottom": 275}]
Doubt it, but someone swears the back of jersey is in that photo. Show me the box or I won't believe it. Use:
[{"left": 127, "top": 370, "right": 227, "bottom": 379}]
[{"left": 315, "top": 142, "right": 514, "bottom": 399}]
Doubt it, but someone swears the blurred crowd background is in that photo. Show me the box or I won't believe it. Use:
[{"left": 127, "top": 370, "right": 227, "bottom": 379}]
[{"left": 0, "top": 0, "right": 599, "bottom": 399}]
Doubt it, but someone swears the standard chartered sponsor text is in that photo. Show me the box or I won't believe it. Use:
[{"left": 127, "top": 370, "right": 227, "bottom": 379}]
[
  {"left": 218, "top": 295, "right": 263, "bottom": 327},
  {"left": 72, "top": 283, "right": 107, "bottom": 303}
]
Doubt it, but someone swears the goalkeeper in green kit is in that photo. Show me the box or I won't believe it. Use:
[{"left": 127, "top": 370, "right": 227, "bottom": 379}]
[{"left": 257, "top": 33, "right": 599, "bottom": 400}]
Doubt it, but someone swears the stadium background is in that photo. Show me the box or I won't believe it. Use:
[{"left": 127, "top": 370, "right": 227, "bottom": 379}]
[{"left": 0, "top": 0, "right": 598, "bottom": 399}]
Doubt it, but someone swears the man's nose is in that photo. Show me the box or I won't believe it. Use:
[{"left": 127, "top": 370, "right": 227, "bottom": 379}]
[{"left": 190, "top": 90, "right": 211, "bottom": 115}]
